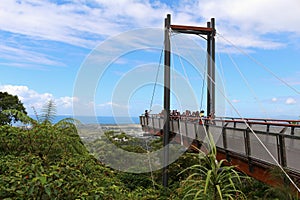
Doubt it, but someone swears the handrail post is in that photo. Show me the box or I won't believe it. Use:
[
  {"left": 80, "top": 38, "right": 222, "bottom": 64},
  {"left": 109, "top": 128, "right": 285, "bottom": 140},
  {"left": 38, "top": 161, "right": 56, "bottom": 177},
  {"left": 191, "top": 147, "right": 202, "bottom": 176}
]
[
  {"left": 245, "top": 128, "right": 253, "bottom": 172},
  {"left": 291, "top": 126, "right": 295, "bottom": 135},
  {"left": 222, "top": 125, "right": 230, "bottom": 161},
  {"left": 152, "top": 116, "right": 155, "bottom": 130},
  {"left": 278, "top": 134, "right": 287, "bottom": 167}
]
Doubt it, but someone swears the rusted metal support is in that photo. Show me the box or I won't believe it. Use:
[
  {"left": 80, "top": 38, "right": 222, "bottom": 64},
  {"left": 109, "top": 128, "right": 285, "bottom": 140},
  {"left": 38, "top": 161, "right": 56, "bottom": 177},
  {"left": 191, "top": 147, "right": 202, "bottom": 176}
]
[
  {"left": 162, "top": 14, "right": 171, "bottom": 188},
  {"left": 170, "top": 24, "right": 214, "bottom": 35}
]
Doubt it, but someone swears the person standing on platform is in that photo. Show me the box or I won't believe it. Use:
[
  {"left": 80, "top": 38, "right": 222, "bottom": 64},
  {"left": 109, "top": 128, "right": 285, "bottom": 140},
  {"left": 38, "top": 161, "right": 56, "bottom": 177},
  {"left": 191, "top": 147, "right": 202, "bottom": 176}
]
[
  {"left": 200, "top": 110, "right": 205, "bottom": 118},
  {"left": 145, "top": 110, "right": 149, "bottom": 125},
  {"left": 199, "top": 110, "right": 205, "bottom": 125}
]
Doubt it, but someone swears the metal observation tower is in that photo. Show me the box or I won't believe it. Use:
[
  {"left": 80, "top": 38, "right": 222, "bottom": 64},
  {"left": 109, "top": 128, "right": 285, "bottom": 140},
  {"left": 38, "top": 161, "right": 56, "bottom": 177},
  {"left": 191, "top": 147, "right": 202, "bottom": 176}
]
[{"left": 140, "top": 14, "right": 300, "bottom": 190}]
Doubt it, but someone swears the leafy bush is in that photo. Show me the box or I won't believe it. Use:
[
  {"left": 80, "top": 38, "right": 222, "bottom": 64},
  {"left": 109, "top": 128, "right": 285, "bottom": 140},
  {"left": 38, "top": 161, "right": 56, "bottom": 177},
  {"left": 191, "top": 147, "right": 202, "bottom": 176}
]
[
  {"left": 1, "top": 101, "right": 291, "bottom": 199},
  {"left": 177, "top": 134, "right": 247, "bottom": 200},
  {"left": 0, "top": 102, "right": 128, "bottom": 199}
]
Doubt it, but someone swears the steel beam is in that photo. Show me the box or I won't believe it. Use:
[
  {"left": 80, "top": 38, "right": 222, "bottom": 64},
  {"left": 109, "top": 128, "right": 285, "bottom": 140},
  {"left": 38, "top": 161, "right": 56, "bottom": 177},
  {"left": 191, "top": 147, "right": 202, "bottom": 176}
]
[
  {"left": 162, "top": 14, "right": 171, "bottom": 188},
  {"left": 211, "top": 18, "right": 216, "bottom": 115},
  {"left": 207, "top": 21, "right": 211, "bottom": 116},
  {"left": 170, "top": 24, "right": 214, "bottom": 35}
]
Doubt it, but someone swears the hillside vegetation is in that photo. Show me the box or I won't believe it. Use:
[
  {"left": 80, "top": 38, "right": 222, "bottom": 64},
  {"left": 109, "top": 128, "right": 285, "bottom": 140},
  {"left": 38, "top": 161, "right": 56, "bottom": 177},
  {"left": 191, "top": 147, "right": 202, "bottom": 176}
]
[{"left": 0, "top": 101, "right": 298, "bottom": 199}]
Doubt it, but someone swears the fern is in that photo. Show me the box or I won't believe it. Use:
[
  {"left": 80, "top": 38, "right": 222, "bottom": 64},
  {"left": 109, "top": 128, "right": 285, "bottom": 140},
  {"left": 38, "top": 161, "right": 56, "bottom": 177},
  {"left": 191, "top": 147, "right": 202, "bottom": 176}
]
[{"left": 40, "top": 100, "right": 57, "bottom": 124}]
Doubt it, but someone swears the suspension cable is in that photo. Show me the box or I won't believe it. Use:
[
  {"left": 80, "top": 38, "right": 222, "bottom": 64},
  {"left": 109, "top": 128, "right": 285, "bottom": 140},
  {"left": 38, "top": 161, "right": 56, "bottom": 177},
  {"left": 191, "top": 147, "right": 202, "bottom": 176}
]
[
  {"left": 224, "top": 45, "right": 270, "bottom": 118},
  {"left": 149, "top": 47, "right": 164, "bottom": 112},
  {"left": 217, "top": 33, "right": 300, "bottom": 95},
  {"left": 170, "top": 32, "right": 185, "bottom": 145},
  {"left": 170, "top": 32, "right": 212, "bottom": 149},
  {"left": 170, "top": 31, "right": 191, "bottom": 85},
  {"left": 171, "top": 31, "right": 207, "bottom": 112},
  {"left": 145, "top": 139, "right": 155, "bottom": 189},
  {"left": 202, "top": 42, "right": 300, "bottom": 193},
  {"left": 166, "top": 31, "right": 300, "bottom": 193}
]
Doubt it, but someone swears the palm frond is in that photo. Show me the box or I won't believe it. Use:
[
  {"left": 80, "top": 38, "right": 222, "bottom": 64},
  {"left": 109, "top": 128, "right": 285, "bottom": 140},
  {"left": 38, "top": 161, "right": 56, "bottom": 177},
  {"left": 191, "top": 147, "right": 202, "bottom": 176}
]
[{"left": 178, "top": 131, "right": 248, "bottom": 199}]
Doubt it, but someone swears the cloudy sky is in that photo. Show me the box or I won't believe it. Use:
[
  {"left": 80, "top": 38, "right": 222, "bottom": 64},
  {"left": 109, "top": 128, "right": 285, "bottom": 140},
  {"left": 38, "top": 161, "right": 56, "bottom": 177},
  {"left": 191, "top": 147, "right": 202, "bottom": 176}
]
[{"left": 0, "top": 0, "right": 300, "bottom": 119}]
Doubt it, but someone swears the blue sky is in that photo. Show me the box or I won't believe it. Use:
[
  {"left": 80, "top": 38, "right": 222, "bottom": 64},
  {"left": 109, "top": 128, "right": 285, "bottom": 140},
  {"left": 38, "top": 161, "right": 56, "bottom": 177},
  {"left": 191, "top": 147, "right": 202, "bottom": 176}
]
[{"left": 0, "top": 0, "right": 300, "bottom": 119}]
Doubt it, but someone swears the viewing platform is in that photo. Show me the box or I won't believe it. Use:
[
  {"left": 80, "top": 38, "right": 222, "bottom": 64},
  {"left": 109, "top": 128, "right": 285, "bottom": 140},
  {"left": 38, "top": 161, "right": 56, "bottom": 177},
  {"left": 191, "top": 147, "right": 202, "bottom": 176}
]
[{"left": 140, "top": 114, "right": 300, "bottom": 185}]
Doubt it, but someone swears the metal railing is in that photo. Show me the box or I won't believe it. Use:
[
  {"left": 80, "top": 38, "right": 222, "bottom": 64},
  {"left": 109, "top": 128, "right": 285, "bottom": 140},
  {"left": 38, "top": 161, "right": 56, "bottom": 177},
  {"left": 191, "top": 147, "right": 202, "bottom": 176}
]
[{"left": 140, "top": 115, "right": 300, "bottom": 173}]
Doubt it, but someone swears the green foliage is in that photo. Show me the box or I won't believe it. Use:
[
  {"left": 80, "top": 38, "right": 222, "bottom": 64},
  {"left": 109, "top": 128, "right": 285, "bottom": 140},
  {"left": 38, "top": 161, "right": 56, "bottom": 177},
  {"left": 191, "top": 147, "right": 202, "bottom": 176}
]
[
  {"left": 0, "top": 114, "right": 86, "bottom": 160},
  {"left": 40, "top": 100, "right": 57, "bottom": 123},
  {"left": 0, "top": 153, "right": 129, "bottom": 199},
  {"left": 178, "top": 134, "right": 247, "bottom": 200},
  {"left": 0, "top": 92, "right": 27, "bottom": 125},
  {"left": 166, "top": 152, "right": 200, "bottom": 186},
  {"left": 239, "top": 177, "right": 270, "bottom": 199},
  {"left": 0, "top": 102, "right": 130, "bottom": 199},
  {"left": 263, "top": 167, "right": 299, "bottom": 200},
  {"left": 1, "top": 101, "right": 293, "bottom": 199},
  {"left": 116, "top": 172, "right": 155, "bottom": 191}
]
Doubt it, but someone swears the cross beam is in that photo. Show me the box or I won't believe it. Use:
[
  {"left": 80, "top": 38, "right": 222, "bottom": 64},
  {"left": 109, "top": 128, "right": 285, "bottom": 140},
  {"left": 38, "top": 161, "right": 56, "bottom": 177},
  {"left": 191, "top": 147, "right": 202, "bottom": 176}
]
[{"left": 170, "top": 24, "right": 214, "bottom": 35}]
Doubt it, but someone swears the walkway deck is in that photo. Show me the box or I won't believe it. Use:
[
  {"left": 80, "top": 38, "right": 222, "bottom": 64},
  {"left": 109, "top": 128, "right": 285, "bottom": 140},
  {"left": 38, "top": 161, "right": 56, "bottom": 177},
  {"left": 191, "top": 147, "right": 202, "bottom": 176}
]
[{"left": 140, "top": 115, "right": 300, "bottom": 184}]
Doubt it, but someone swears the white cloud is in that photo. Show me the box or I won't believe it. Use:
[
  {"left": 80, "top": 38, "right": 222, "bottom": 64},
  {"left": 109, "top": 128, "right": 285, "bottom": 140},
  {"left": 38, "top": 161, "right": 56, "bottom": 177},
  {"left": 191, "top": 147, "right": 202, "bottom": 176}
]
[
  {"left": 0, "top": 0, "right": 299, "bottom": 70},
  {"left": 286, "top": 97, "right": 296, "bottom": 105},
  {"left": 97, "top": 101, "right": 128, "bottom": 109},
  {"left": 198, "top": 0, "right": 300, "bottom": 34},
  {"left": 0, "top": 85, "right": 53, "bottom": 108},
  {"left": 271, "top": 97, "right": 277, "bottom": 102},
  {"left": 0, "top": 43, "right": 65, "bottom": 69},
  {"left": 1, "top": 0, "right": 299, "bottom": 50},
  {"left": 0, "top": 84, "right": 75, "bottom": 114},
  {"left": 183, "top": 0, "right": 300, "bottom": 49},
  {"left": 57, "top": 96, "right": 78, "bottom": 108},
  {"left": 0, "top": 0, "right": 168, "bottom": 48}
]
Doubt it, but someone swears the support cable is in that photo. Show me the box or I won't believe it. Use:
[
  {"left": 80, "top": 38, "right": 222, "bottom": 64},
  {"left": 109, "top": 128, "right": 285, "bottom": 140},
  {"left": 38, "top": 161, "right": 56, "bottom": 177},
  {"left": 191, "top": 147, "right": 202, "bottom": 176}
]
[
  {"left": 170, "top": 32, "right": 213, "bottom": 150},
  {"left": 216, "top": 48, "right": 230, "bottom": 116},
  {"left": 204, "top": 55, "right": 300, "bottom": 193},
  {"left": 224, "top": 45, "right": 270, "bottom": 118},
  {"left": 171, "top": 31, "right": 208, "bottom": 112},
  {"left": 215, "top": 33, "right": 300, "bottom": 192},
  {"left": 184, "top": 35, "right": 207, "bottom": 112},
  {"left": 170, "top": 31, "right": 191, "bottom": 86},
  {"left": 149, "top": 47, "right": 164, "bottom": 112},
  {"left": 200, "top": 68, "right": 206, "bottom": 111},
  {"left": 170, "top": 32, "right": 191, "bottom": 146},
  {"left": 184, "top": 35, "right": 208, "bottom": 111},
  {"left": 145, "top": 139, "right": 156, "bottom": 189},
  {"left": 217, "top": 33, "right": 300, "bottom": 95}
]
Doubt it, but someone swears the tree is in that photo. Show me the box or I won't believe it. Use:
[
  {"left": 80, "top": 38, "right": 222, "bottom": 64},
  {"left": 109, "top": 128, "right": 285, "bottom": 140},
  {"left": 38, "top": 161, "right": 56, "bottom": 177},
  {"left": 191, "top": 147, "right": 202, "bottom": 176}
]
[{"left": 0, "top": 92, "right": 27, "bottom": 125}]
